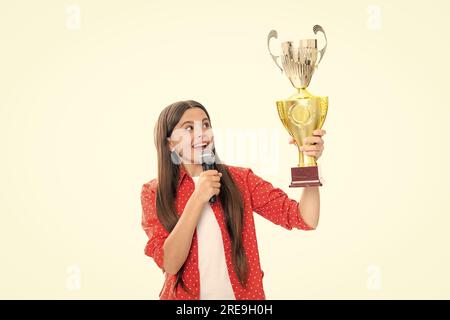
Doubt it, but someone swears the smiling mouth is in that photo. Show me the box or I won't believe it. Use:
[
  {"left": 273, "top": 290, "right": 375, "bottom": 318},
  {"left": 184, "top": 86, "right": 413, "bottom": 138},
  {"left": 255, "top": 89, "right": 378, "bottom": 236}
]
[{"left": 192, "top": 142, "right": 209, "bottom": 150}]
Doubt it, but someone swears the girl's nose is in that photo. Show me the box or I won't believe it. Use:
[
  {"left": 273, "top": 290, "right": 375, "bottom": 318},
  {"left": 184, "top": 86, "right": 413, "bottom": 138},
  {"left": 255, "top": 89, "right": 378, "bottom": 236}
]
[{"left": 194, "top": 125, "right": 210, "bottom": 137}]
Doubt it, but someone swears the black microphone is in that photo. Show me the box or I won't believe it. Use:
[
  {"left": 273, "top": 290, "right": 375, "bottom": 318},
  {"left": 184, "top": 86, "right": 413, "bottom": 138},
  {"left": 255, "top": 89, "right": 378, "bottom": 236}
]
[{"left": 201, "top": 149, "right": 217, "bottom": 204}]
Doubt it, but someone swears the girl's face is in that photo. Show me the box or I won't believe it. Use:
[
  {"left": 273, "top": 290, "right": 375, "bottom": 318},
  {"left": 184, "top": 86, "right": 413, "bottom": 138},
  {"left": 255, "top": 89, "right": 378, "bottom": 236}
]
[{"left": 167, "top": 107, "right": 214, "bottom": 165}]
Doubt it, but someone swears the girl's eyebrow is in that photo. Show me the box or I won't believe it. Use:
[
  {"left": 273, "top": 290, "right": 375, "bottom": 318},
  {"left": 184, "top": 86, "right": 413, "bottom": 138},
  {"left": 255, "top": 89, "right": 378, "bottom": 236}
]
[{"left": 180, "top": 118, "right": 209, "bottom": 127}]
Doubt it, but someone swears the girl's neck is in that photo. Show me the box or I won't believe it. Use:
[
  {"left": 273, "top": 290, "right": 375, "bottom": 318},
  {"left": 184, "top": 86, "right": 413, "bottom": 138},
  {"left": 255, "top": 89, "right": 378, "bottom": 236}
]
[{"left": 181, "top": 163, "right": 203, "bottom": 177}]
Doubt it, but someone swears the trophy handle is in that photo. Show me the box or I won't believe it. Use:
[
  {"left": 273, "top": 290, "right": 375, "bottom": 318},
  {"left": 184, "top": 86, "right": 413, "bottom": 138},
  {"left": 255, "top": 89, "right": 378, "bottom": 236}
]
[
  {"left": 267, "top": 30, "right": 284, "bottom": 73},
  {"left": 313, "top": 25, "right": 327, "bottom": 66}
]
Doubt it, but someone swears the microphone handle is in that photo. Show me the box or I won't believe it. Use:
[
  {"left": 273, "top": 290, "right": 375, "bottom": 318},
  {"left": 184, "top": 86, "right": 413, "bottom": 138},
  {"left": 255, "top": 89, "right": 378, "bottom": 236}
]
[{"left": 202, "top": 163, "right": 217, "bottom": 204}]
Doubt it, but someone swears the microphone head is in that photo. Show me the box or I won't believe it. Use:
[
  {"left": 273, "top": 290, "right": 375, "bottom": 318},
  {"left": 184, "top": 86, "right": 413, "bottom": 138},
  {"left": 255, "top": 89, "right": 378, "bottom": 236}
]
[{"left": 201, "top": 149, "right": 216, "bottom": 165}]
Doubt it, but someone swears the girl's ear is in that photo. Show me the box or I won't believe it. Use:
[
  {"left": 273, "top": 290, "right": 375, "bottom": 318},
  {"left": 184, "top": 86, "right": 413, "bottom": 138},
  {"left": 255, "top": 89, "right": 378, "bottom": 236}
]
[{"left": 166, "top": 137, "right": 174, "bottom": 151}]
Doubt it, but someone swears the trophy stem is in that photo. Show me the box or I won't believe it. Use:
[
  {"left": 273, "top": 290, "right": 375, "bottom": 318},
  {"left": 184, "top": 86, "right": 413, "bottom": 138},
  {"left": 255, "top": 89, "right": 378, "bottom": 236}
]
[
  {"left": 297, "top": 87, "right": 311, "bottom": 96},
  {"left": 298, "top": 148, "right": 318, "bottom": 167}
]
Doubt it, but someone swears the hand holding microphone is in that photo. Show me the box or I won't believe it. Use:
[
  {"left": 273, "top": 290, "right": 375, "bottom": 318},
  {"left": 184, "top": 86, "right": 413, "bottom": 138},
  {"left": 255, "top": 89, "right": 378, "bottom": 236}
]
[
  {"left": 193, "top": 149, "right": 221, "bottom": 204},
  {"left": 193, "top": 170, "right": 222, "bottom": 205}
]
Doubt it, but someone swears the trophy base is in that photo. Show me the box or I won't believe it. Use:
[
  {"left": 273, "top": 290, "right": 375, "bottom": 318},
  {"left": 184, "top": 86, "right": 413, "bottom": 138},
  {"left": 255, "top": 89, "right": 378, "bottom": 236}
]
[{"left": 289, "top": 166, "right": 323, "bottom": 188}]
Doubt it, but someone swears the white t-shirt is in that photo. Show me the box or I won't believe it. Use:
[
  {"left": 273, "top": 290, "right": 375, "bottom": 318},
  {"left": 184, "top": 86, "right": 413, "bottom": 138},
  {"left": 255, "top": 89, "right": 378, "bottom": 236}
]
[{"left": 192, "top": 175, "right": 236, "bottom": 300}]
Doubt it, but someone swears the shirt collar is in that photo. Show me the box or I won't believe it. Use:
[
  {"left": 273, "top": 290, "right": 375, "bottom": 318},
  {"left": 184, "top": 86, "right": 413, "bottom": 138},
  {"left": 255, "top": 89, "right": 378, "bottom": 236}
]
[
  {"left": 177, "top": 164, "right": 190, "bottom": 188},
  {"left": 178, "top": 163, "right": 225, "bottom": 188}
]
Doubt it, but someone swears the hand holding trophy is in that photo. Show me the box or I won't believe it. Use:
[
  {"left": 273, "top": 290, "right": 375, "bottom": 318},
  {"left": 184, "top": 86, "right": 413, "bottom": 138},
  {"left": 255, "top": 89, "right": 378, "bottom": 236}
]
[{"left": 267, "top": 25, "right": 328, "bottom": 187}]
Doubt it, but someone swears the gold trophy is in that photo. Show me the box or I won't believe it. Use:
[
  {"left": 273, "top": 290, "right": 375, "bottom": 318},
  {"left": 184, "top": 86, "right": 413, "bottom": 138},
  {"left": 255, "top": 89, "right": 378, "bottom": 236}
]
[{"left": 267, "top": 25, "right": 328, "bottom": 187}]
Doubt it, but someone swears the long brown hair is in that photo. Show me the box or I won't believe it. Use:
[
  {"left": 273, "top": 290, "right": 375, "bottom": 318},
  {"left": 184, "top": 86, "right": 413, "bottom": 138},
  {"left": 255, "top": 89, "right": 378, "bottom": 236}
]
[{"left": 153, "top": 100, "right": 248, "bottom": 297}]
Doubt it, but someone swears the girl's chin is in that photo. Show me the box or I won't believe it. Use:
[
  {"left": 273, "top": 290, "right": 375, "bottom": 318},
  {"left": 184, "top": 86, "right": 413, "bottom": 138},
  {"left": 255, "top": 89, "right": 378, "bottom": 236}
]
[
  {"left": 178, "top": 147, "right": 213, "bottom": 164},
  {"left": 192, "top": 146, "right": 207, "bottom": 152},
  {"left": 179, "top": 155, "right": 204, "bottom": 165}
]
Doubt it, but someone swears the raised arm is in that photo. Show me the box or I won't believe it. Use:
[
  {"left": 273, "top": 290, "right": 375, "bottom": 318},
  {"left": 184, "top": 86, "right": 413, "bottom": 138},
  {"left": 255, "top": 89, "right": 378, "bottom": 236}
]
[{"left": 246, "top": 168, "right": 317, "bottom": 230}]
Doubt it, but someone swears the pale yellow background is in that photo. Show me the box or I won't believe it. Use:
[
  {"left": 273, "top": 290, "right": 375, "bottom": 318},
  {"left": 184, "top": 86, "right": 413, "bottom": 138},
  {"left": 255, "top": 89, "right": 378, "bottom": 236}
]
[{"left": 1, "top": 0, "right": 449, "bottom": 299}]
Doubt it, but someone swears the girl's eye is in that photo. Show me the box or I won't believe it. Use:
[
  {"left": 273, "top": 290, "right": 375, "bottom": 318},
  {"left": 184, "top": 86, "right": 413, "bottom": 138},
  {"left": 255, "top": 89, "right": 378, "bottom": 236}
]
[{"left": 185, "top": 123, "right": 210, "bottom": 131}]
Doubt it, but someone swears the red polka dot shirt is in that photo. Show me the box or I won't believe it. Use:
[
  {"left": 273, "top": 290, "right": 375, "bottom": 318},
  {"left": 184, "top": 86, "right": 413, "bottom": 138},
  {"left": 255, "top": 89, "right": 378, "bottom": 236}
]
[{"left": 140, "top": 164, "right": 314, "bottom": 300}]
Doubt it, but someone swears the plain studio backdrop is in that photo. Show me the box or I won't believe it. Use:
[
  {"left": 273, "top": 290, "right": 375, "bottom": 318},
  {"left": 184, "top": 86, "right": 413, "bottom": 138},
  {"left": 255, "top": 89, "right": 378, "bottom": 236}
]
[{"left": 0, "top": 0, "right": 449, "bottom": 299}]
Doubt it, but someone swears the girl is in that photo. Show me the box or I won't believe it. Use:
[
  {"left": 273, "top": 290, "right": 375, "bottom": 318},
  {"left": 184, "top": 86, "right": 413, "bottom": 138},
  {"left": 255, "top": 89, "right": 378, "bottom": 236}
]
[{"left": 140, "top": 100, "right": 325, "bottom": 300}]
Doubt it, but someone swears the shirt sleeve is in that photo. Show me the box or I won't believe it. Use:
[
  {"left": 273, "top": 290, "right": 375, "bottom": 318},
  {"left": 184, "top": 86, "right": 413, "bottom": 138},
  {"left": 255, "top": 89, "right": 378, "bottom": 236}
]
[
  {"left": 245, "top": 168, "right": 315, "bottom": 231},
  {"left": 140, "top": 183, "right": 169, "bottom": 272}
]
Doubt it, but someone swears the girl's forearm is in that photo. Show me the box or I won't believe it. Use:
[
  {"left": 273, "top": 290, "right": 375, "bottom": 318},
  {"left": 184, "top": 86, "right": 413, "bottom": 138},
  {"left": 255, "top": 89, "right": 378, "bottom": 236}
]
[
  {"left": 298, "top": 186, "right": 320, "bottom": 229},
  {"left": 163, "top": 194, "right": 204, "bottom": 275}
]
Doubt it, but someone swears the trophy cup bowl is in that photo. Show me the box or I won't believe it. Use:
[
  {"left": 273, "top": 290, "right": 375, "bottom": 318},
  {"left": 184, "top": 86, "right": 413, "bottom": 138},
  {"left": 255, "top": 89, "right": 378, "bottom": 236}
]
[{"left": 268, "top": 25, "right": 328, "bottom": 187}]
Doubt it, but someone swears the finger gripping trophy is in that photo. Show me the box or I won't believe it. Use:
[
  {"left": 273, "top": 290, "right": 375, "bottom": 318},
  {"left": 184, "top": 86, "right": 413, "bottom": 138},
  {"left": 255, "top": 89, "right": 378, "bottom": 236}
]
[{"left": 267, "top": 25, "right": 328, "bottom": 187}]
